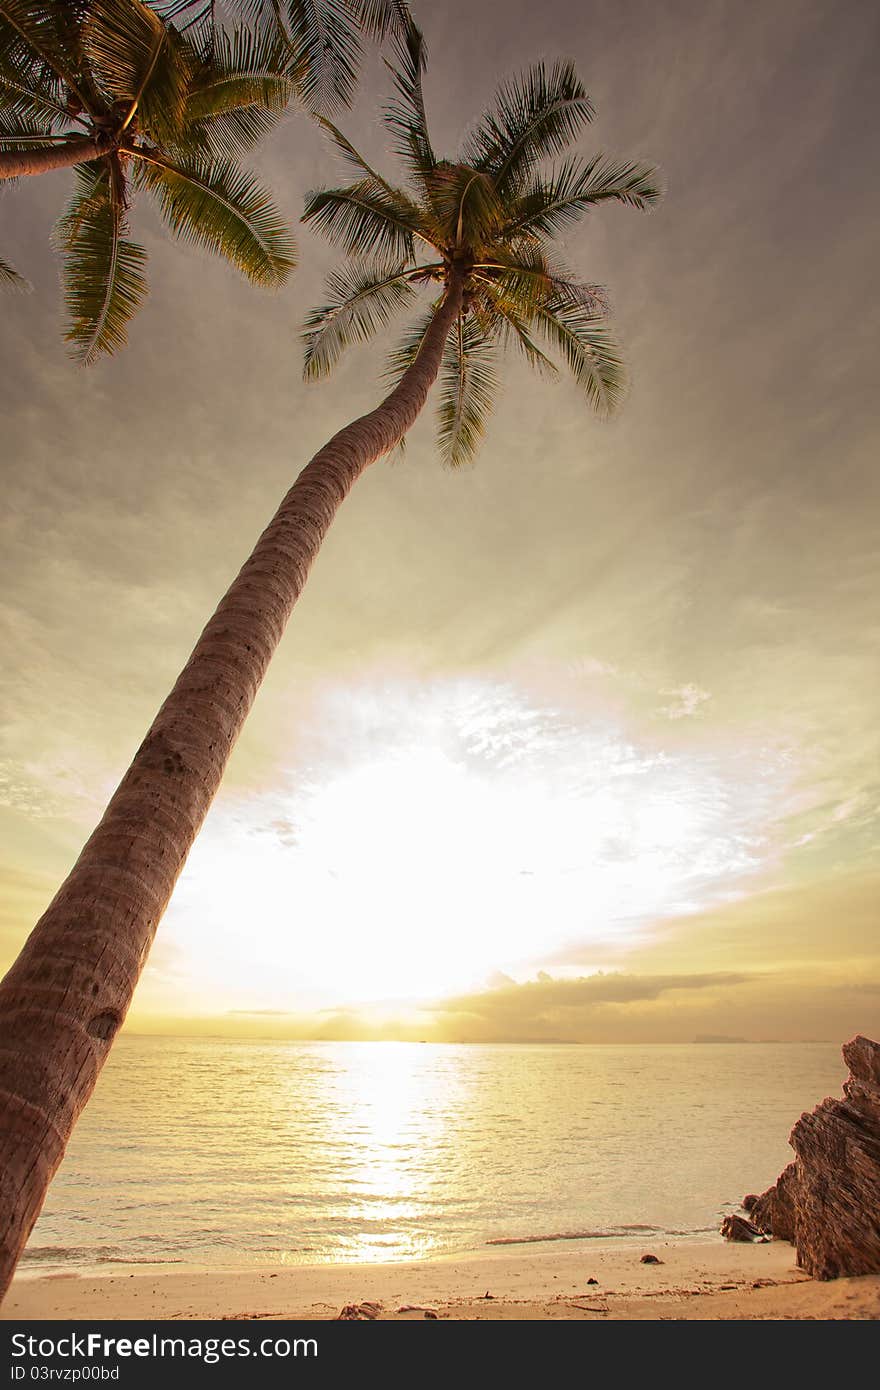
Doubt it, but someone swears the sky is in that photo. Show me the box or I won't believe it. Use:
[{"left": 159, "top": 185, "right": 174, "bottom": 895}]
[{"left": 1, "top": 0, "right": 878, "bottom": 1044}]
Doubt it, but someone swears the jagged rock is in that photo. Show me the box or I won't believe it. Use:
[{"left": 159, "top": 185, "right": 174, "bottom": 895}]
[
  {"left": 742, "top": 1193, "right": 759, "bottom": 1211},
  {"left": 743, "top": 1035, "right": 880, "bottom": 1280},
  {"left": 640, "top": 1253, "right": 662, "bottom": 1264},
  {"left": 790, "top": 1035, "right": 880, "bottom": 1279},
  {"left": 721, "top": 1214, "right": 763, "bottom": 1242},
  {"left": 750, "top": 1161, "right": 797, "bottom": 1240}
]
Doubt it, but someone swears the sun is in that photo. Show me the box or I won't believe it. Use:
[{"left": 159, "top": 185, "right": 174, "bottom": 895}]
[{"left": 156, "top": 679, "right": 778, "bottom": 1016}]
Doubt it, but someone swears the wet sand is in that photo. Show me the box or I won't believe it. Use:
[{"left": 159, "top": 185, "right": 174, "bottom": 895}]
[{"left": 4, "top": 1237, "right": 879, "bottom": 1320}]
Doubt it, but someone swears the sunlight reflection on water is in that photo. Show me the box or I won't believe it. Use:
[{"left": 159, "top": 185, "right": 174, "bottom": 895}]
[{"left": 25, "top": 1037, "right": 845, "bottom": 1271}]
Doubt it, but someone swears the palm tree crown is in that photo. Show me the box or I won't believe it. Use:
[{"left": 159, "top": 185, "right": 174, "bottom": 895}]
[
  {"left": 0, "top": 1, "right": 410, "bottom": 360},
  {"left": 302, "top": 23, "right": 661, "bottom": 466},
  {"left": 0, "top": 0, "right": 300, "bottom": 359}
]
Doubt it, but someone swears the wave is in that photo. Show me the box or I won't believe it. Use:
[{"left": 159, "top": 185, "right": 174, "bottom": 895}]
[
  {"left": 21, "top": 1246, "right": 183, "bottom": 1267},
  {"left": 485, "top": 1225, "right": 665, "bottom": 1247}
]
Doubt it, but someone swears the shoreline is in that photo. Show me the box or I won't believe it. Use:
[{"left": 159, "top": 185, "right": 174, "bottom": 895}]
[{"left": 4, "top": 1237, "right": 879, "bottom": 1321}]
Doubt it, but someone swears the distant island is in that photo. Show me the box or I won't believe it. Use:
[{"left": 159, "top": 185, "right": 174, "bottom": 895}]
[{"left": 694, "top": 1034, "right": 750, "bottom": 1043}]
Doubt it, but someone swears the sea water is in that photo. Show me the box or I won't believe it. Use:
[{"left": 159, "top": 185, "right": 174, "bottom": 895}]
[{"left": 23, "top": 1037, "right": 845, "bottom": 1272}]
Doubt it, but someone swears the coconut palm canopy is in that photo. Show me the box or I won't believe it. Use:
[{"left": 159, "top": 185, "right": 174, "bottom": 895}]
[
  {"left": 301, "top": 23, "right": 660, "bottom": 466},
  {"left": 0, "top": 0, "right": 410, "bottom": 359},
  {"left": 157, "top": 1, "right": 412, "bottom": 114}
]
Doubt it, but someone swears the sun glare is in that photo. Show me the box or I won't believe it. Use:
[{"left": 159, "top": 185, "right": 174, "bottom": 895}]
[{"left": 159, "top": 679, "right": 783, "bottom": 1015}]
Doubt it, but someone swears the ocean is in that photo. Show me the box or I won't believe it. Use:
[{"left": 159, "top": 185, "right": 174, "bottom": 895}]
[{"left": 22, "top": 1037, "right": 845, "bottom": 1273}]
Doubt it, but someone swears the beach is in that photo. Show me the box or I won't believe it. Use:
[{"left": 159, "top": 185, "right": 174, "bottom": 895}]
[{"left": 4, "top": 1239, "right": 879, "bottom": 1321}]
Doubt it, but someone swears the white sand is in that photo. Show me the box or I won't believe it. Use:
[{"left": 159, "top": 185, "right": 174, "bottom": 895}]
[{"left": 4, "top": 1238, "right": 879, "bottom": 1320}]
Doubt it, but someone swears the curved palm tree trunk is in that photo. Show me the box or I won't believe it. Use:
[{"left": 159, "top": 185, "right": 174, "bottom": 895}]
[
  {"left": 0, "top": 138, "right": 110, "bottom": 180},
  {"left": 0, "top": 273, "right": 464, "bottom": 1299}
]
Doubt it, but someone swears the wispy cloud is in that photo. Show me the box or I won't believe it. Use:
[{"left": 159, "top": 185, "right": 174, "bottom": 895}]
[{"left": 657, "top": 683, "right": 711, "bottom": 720}]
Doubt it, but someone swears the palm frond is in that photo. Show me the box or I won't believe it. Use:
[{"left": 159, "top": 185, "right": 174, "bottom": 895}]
[
  {"left": 462, "top": 61, "right": 594, "bottom": 195},
  {"left": 0, "top": 0, "right": 98, "bottom": 116},
  {"left": 181, "top": 23, "right": 293, "bottom": 159},
  {"left": 383, "top": 298, "right": 437, "bottom": 384},
  {"left": 381, "top": 16, "right": 434, "bottom": 185},
  {"left": 82, "top": 0, "right": 193, "bottom": 143},
  {"left": 53, "top": 163, "right": 149, "bottom": 364},
  {"left": 472, "top": 275, "right": 558, "bottom": 376},
  {"left": 475, "top": 248, "right": 608, "bottom": 318},
  {"left": 302, "top": 178, "right": 422, "bottom": 260},
  {"left": 502, "top": 154, "right": 661, "bottom": 241},
  {"left": 348, "top": 0, "right": 412, "bottom": 41},
  {"left": 0, "top": 103, "right": 58, "bottom": 146},
  {"left": 0, "top": 62, "right": 73, "bottom": 130},
  {"left": 281, "top": 1, "right": 363, "bottom": 115},
  {"left": 302, "top": 256, "right": 416, "bottom": 378},
  {"left": 437, "top": 312, "right": 499, "bottom": 467},
  {"left": 425, "top": 163, "right": 505, "bottom": 251},
  {"left": 532, "top": 289, "right": 625, "bottom": 415},
  {"left": 152, "top": 0, "right": 214, "bottom": 26},
  {"left": 314, "top": 114, "right": 399, "bottom": 196},
  {"left": 0, "top": 250, "right": 28, "bottom": 289},
  {"left": 133, "top": 148, "right": 296, "bottom": 286}
]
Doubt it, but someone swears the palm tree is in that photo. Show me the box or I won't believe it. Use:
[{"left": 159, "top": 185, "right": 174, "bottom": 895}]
[
  {"left": 0, "top": 19, "right": 658, "bottom": 1297},
  {"left": 0, "top": 0, "right": 298, "bottom": 358},
  {"left": 0, "top": 1, "right": 409, "bottom": 359}
]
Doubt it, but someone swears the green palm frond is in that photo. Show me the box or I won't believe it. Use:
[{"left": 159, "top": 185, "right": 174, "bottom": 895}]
[
  {"left": 302, "top": 257, "right": 418, "bottom": 378},
  {"left": 475, "top": 248, "right": 608, "bottom": 317},
  {"left": 0, "top": 62, "right": 73, "bottom": 130},
  {"left": 133, "top": 149, "right": 296, "bottom": 286},
  {"left": 314, "top": 113, "right": 400, "bottom": 196},
  {"left": 437, "top": 312, "right": 499, "bottom": 467},
  {"left": 382, "top": 16, "right": 433, "bottom": 184},
  {"left": 53, "top": 162, "right": 149, "bottom": 364},
  {"left": 349, "top": 0, "right": 411, "bottom": 41},
  {"left": 302, "top": 178, "right": 422, "bottom": 260},
  {"left": 156, "top": 0, "right": 413, "bottom": 110},
  {"left": 382, "top": 298, "right": 437, "bottom": 385},
  {"left": 495, "top": 309, "right": 558, "bottom": 376},
  {"left": 0, "top": 102, "right": 57, "bottom": 146},
  {"left": 181, "top": 24, "right": 293, "bottom": 159},
  {"left": 376, "top": 297, "right": 436, "bottom": 456},
  {"left": 153, "top": 0, "right": 213, "bottom": 24},
  {"left": 462, "top": 61, "right": 594, "bottom": 195},
  {"left": 0, "top": 1, "right": 97, "bottom": 115},
  {"left": 281, "top": 1, "right": 363, "bottom": 115},
  {"left": 502, "top": 154, "right": 661, "bottom": 242},
  {"left": 81, "top": 0, "right": 192, "bottom": 143},
  {"left": 426, "top": 163, "right": 505, "bottom": 251},
  {"left": 2, "top": 2, "right": 301, "bottom": 359},
  {"left": 0, "top": 250, "right": 28, "bottom": 289},
  {"left": 533, "top": 288, "right": 626, "bottom": 415},
  {"left": 472, "top": 274, "right": 558, "bottom": 376}
]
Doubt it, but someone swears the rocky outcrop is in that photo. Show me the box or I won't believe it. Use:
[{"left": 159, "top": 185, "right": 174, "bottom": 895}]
[
  {"left": 792, "top": 1035, "right": 880, "bottom": 1279},
  {"left": 721, "top": 1214, "right": 765, "bottom": 1242},
  {"left": 750, "top": 1160, "right": 798, "bottom": 1242},
  {"left": 740, "top": 1036, "right": 880, "bottom": 1279}
]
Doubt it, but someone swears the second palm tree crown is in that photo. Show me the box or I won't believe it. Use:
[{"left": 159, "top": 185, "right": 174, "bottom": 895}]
[{"left": 302, "top": 21, "right": 661, "bottom": 466}]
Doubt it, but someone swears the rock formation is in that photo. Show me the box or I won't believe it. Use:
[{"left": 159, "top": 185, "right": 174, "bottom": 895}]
[
  {"left": 741, "top": 1035, "right": 880, "bottom": 1279},
  {"left": 750, "top": 1160, "right": 798, "bottom": 1243},
  {"left": 720, "top": 1214, "right": 765, "bottom": 1242}
]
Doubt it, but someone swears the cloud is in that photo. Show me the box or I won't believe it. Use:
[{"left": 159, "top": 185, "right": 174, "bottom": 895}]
[
  {"left": 658, "top": 683, "right": 711, "bottom": 720},
  {"left": 431, "top": 969, "right": 751, "bottom": 1041}
]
